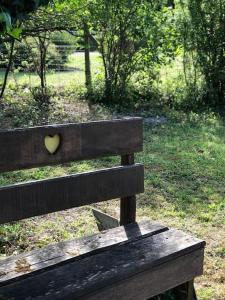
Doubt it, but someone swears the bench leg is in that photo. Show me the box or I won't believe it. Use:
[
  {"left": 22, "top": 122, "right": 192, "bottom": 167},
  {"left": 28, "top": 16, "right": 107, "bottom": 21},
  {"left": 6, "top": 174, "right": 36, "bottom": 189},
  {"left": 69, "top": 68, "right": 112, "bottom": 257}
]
[{"left": 173, "top": 280, "right": 197, "bottom": 300}]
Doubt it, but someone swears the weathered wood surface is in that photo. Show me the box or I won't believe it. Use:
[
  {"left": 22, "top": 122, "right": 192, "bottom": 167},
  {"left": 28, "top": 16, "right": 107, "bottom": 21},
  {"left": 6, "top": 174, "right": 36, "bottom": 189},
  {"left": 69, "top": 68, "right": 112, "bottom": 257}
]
[
  {"left": 0, "top": 220, "right": 167, "bottom": 285},
  {"left": 0, "top": 164, "right": 144, "bottom": 224},
  {"left": 120, "top": 154, "right": 137, "bottom": 225},
  {"left": 0, "top": 118, "right": 143, "bottom": 172},
  {"left": 84, "top": 249, "right": 204, "bottom": 300},
  {"left": 0, "top": 228, "right": 205, "bottom": 300},
  {"left": 92, "top": 209, "right": 119, "bottom": 231}
]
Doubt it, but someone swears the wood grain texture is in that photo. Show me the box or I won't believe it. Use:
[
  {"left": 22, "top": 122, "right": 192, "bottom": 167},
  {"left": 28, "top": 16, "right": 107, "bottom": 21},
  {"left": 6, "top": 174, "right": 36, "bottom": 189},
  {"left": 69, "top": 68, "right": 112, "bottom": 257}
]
[
  {"left": 0, "top": 118, "right": 143, "bottom": 172},
  {"left": 0, "top": 164, "right": 144, "bottom": 224},
  {"left": 84, "top": 249, "right": 204, "bottom": 300},
  {"left": 0, "top": 228, "right": 205, "bottom": 300},
  {"left": 120, "top": 154, "right": 136, "bottom": 225},
  {"left": 0, "top": 220, "right": 168, "bottom": 285}
]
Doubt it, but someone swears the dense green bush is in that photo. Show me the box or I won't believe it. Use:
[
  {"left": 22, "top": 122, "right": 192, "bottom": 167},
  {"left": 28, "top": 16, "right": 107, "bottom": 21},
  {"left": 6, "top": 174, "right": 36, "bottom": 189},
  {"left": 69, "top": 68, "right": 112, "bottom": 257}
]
[
  {"left": 87, "top": 1, "right": 178, "bottom": 107},
  {"left": 180, "top": 0, "right": 225, "bottom": 108}
]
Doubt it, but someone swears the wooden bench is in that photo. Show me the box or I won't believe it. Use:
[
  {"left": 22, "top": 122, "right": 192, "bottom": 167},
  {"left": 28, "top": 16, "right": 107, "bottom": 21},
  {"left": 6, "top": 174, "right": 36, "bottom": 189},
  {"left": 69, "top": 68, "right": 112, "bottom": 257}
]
[{"left": 0, "top": 118, "right": 205, "bottom": 300}]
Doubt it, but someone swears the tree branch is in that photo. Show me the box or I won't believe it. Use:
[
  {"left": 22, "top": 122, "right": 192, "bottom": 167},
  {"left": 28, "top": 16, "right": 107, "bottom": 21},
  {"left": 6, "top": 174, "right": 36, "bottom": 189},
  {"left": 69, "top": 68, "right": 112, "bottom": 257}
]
[{"left": 0, "top": 38, "right": 15, "bottom": 99}]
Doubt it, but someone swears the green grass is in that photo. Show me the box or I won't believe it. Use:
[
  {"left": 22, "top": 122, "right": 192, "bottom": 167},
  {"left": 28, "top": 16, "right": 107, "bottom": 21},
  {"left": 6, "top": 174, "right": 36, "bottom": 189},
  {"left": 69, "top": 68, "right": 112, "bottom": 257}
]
[
  {"left": 138, "top": 114, "right": 225, "bottom": 300},
  {"left": 0, "top": 108, "right": 224, "bottom": 299},
  {"left": 140, "top": 115, "right": 225, "bottom": 226},
  {"left": 0, "top": 52, "right": 103, "bottom": 88}
]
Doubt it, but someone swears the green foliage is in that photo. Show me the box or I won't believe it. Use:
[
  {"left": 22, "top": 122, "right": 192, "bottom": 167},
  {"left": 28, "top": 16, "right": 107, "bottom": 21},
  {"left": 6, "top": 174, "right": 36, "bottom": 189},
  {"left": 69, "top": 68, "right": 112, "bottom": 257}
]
[
  {"left": 0, "top": 223, "right": 26, "bottom": 254},
  {"left": 90, "top": 73, "right": 162, "bottom": 112},
  {"left": 0, "top": 10, "right": 11, "bottom": 33},
  {"left": 179, "top": 0, "right": 225, "bottom": 108},
  {"left": 12, "top": 36, "right": 67, "bottom": 72},
  {"left": 1, "top": 0, "right": 224, "bottom": 110},
  {"left": 30, "top": 86, "right": 53, "bottom": 107},
  {"left": 51, "top": 32, "right": 78, "bottom": 69},
  {"left": 0, "top": 0, "right": 50, "bottom": 34},
  {"left": 86, "top": 0, "right": 178, "bottom": 106}
]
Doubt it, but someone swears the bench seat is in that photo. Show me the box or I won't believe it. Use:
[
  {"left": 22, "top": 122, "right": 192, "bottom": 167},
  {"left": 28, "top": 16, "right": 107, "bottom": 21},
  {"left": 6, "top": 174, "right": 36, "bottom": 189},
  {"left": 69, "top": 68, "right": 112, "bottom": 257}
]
[{"left": 0, "top": 220, "right": 205, "bottom": 300}]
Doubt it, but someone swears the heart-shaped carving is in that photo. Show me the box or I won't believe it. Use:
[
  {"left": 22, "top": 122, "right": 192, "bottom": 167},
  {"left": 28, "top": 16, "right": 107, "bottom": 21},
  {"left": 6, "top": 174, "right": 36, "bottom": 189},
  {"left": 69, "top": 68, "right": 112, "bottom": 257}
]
[{"left": 44, "top": 134, "right": 60, "bottom": 154}]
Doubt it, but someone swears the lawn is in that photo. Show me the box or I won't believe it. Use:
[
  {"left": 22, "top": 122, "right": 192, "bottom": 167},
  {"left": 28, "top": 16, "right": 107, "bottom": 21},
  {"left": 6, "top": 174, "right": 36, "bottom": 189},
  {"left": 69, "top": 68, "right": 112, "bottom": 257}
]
[{"left": 139, "top": 114, "right": 225, "bottom": 300}]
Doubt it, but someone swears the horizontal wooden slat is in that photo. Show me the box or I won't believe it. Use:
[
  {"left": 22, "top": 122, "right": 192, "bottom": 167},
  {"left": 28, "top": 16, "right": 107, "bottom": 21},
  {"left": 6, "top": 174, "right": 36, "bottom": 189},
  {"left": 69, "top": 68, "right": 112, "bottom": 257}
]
[
  {"left": 0, "top": 118, "right": 143, "bottom": 172},
  {"left": 0, "top": 220, "right": 168, "bottom": 285},
  {"left": 85, "top": 249, "right": 204, "bottom": 300},
  {"left": 0, "top": 164, "right": 144, "bottom": 224},
  {"left": 0, "top": 229, "right": 205, "bottom": 300}
]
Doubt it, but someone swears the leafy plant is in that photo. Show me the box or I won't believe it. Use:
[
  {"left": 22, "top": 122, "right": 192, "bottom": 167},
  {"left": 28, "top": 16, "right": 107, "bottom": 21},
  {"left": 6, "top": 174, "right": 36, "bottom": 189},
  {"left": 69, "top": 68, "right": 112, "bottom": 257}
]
[
  {"left": 30, "top": 86, "right": 53, "bottom": 107},
  {"left": 180, "top": 0, "right": 225, "bottom": 108},
  {"left": 0, "top": 0, "right": 50, "bottom": 35},
  {"left": 87, "top": 0, "right": 177, "bottom": 106}
]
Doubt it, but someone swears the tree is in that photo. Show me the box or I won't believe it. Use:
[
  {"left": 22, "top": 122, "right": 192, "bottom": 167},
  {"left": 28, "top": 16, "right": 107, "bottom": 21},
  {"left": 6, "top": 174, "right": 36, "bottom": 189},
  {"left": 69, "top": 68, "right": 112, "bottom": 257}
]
[
  {"left": 87, "top": 0, "right": 177, "bottom": 105},
  {"left": 181, "top": 0, "right": 225, "bottom": 107},
  {"left": 0, "top": 0, "right": 51, "bottom": 99},
  {"left": 83, "top": 22, "right": 93, "bottom": 98},
  {"left": 0, "top": 1, "right": 82, "bottom": 99}
]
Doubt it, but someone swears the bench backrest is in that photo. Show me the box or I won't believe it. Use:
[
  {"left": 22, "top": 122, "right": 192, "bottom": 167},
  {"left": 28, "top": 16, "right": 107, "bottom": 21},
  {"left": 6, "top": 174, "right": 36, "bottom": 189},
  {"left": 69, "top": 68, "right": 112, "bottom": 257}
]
[{"left": 0, "top": 118, "right": 144, "bottom": 225}]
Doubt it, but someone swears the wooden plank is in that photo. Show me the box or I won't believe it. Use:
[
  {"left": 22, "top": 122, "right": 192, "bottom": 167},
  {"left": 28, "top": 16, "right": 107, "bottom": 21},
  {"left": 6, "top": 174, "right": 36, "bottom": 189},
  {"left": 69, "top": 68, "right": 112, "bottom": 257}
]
[
  {"left": 83, "top": 249, "right": 204, "bottom": 300},
  {"left": 0, "top": 220, "right": 168, "bottom": 285},
  {"left": 120, "top": 154, "right": 136, "bottom": 225},
  {"left": 0, "top": 118, "right": 143, "bottom": 172},
  {"left": 92, "top": 209, "right": 119, "bottom": 231},
  {"left": 0, "top": 229, "right": 205, "bottom": 300},
  {"left": 0, "top": 164, "right": 144, "bottom": 224}
]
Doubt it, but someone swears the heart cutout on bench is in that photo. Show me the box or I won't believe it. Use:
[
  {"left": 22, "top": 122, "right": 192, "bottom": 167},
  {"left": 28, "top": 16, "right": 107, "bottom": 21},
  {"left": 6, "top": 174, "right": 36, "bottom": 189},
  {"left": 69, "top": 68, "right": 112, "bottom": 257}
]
[{"left": 44, "top": 134, "right": 60, "bottom": 154}]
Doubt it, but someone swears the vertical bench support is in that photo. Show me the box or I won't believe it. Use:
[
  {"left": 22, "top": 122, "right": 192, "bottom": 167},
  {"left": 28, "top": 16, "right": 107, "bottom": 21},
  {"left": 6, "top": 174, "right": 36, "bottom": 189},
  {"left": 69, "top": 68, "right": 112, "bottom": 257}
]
[
  {"left": 173, "top": 280, "right": 197, "bottom": 300},
  {"left": 120, "top": 154, "right": 136, "bottom": 225}
]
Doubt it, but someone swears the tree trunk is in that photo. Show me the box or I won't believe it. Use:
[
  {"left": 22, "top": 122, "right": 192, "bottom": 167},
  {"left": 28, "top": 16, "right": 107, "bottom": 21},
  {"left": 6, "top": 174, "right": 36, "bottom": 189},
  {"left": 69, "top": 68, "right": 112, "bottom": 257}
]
[
  {"left": 0, "top": 38, "right": 15, "bottom": 99},
  {"left": 84, "top": 22, "right": 92, "bottom": 100},
  {"left": 38, "top": 37, "right": 47, "bottom": 92}
]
